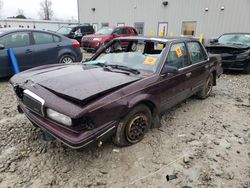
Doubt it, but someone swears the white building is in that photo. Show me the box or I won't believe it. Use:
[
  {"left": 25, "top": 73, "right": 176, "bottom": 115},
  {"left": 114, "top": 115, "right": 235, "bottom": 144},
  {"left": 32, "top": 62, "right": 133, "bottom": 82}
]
[
  {"left": 77, "top": 0, "right": 250, "bottom": 41},
  {"left": 0, "top": 18, "right": 78, "bottom": 31}
]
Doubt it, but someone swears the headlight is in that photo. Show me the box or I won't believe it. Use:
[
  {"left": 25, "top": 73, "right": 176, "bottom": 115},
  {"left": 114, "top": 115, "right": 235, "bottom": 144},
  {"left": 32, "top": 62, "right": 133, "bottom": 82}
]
[
  {"left": 93, "top": 38, "right": 102, "bottom": 41},
  {"left": 46, "top": 108, "right": 72, "bottom": 126},
  {"left": 237, "top": 51, "right": 250, "bottom": 59}
]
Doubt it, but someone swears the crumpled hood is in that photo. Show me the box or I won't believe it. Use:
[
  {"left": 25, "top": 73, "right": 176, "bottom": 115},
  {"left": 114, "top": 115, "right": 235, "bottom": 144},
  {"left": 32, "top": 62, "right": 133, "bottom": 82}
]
[
  {"left": 10, "top": 64, "right": 140, "bottom": 101},
  {"left": 206, "top": 43, "right": 250, "bottom": 54}
]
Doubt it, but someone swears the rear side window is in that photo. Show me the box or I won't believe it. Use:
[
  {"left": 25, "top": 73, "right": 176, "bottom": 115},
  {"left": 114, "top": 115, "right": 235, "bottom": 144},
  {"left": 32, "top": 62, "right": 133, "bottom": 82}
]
[
  {"left": 33, "top": 32, "right": 54, "bottom": 44},
  {"left": 0, "top": 32, "right": 30, "bottom": 48},
  {"left": 81, "top": 26, "right": 94, "bottom": 33},
  {"left": 187, "top": 42, "right": 207, "bottom": 64},
  {"left": 53, "top": 35, "right": 60, "bottom": 42},
  {"left": 166, "top": 43, "right": 189, "bottom": 69},
  {"left": 132, "top": 28, "right": 138, "bottom": 34}
]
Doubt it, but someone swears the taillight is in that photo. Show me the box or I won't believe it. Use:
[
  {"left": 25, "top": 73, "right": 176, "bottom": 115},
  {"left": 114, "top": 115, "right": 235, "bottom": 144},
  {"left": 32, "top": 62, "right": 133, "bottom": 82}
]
[{"left": 72, "top": 41, "right": 80, "bottom": 48}]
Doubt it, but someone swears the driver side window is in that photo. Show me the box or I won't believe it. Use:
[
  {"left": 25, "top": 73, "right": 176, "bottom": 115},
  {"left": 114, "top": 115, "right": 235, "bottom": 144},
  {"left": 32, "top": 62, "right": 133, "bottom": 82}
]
[{"left": 166, "top": 43, "right": 189, "bottom": 69}]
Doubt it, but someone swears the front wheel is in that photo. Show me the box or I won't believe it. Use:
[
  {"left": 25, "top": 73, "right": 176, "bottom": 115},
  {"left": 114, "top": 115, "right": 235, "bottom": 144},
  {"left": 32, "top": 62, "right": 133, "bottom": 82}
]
[
  {"left": 197, "top": 74, "right": 214, "bottom": 99},
  {"left": 113, "top": 105, "right": 152, "bottom": 147}
]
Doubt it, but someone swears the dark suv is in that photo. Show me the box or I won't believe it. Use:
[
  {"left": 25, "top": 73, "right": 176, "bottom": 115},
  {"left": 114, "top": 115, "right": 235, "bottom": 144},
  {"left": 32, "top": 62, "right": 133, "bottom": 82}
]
[
  {"left": 81, "top": 26, "right": 138, "bottom": 52},
  {"left": 57, "top": 25, "right": 95, "bottom": 43}
]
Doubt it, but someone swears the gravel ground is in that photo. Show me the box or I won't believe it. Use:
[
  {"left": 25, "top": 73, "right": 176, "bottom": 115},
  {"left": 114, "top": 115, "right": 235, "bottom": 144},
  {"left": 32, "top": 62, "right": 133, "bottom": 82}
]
[{"left": 0, "top": 73, "right": 250, "bottom": 188}]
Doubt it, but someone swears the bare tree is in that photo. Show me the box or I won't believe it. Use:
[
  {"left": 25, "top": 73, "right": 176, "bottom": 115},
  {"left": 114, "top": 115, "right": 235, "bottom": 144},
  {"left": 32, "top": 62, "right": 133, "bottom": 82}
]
[
  {"left": 39, "top": 0, "right": 54, "bottom": 20},
  {"left": 17, "top": 9, "right": 24, "bottom": 16}
]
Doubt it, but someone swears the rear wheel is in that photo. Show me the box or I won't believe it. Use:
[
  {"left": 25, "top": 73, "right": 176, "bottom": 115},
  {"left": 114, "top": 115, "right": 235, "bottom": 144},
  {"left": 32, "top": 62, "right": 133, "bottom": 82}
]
[
  {"left": 104, "top": 41, "right": 111, "bottom": 53},
  {"left": 59, "top": 55, "right": 74, "bottom": 64},
  {"left": 197, "top": 74, "right": 213, "bottom": 99},
  {"left": 113, "top": 105, "right": 152, "bottom": 146}
]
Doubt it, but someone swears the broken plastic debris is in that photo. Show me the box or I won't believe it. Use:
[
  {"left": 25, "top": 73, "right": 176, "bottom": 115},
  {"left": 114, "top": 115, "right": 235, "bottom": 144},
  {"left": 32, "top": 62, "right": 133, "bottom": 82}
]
[
  {"left": 166, "top": 174, "right": 178, "bottom": 181},
  {"left": 112, "top": 149, "right": 120, "bottom": 153}
]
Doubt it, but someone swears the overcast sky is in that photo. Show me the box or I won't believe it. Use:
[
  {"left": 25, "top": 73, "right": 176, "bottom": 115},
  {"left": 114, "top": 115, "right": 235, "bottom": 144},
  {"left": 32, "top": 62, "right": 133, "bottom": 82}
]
[{"left": 1, "top": 0, "right": 78, "bottom": 21}]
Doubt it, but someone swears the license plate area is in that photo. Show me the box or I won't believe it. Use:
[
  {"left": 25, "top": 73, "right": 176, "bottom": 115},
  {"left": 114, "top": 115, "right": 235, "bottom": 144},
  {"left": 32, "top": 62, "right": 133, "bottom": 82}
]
[{"left": 23, "top": 90, "right": 45, "bottom": 116}]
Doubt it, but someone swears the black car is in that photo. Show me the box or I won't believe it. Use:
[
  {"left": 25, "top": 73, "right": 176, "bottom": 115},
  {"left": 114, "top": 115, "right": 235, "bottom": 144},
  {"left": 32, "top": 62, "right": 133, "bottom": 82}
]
[
  {"left": 206, "top": 33, "right": 250, "bottom": 74},
  {"left": 57, "top": 25, "right": 95, "bottom": 43},
  {"left": 0, "top": 28, "right": 83, "bottom": 78}
]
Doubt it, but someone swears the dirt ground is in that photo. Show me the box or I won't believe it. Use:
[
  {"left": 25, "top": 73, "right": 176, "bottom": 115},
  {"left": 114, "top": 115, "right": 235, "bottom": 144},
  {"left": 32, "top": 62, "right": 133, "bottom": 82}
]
[{"left": 0, "top": 72, "right": 250, "bottom": 188}]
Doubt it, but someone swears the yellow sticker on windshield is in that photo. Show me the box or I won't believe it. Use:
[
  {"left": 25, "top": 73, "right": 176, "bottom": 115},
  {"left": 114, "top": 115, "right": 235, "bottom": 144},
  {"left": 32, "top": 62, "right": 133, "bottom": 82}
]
[
  {"left": 144, "top": 57, "right": 157, "bottom": 65},
  {"left": 175, "top": 47, "right": 183, "bottom": 58}
]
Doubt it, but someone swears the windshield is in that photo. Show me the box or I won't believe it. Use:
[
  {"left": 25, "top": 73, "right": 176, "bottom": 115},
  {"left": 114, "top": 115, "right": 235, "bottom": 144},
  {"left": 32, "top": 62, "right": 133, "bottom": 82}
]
[
  {"left": 96, "top": 27, "right": 114, "bottom": 35},
  {"left": 218, "top": 34, "right": 250, "bottom": 46},
  {"left": 57, "top": 26, "right": 72, "bottom": 35},
  {"left": 84, "top": 40, "right": 166, "bottom": 75}
]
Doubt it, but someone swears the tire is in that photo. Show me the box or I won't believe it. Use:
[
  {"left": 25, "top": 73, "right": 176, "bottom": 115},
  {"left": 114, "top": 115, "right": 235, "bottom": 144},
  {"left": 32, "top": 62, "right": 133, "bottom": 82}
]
[
  {"left": 113, "top": 104, "right": 152, "bottom": 147},
  {"left": 104, "top": 41, "right": 111, "bottom": 53},
  {"left": 244, "top": 63, "right": 250, "bottom": 74},
  {"left": 197, "top": 74, "right": 214, "bottom": 99},
  {"left": 59, "top": 55, "right": 75, "bottom": 64}
]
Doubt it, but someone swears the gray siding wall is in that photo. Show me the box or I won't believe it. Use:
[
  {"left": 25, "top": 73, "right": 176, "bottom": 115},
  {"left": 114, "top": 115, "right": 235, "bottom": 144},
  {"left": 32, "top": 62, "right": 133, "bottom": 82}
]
[{"left": 78, "top": 0, "right": 250, "bottom": 40}]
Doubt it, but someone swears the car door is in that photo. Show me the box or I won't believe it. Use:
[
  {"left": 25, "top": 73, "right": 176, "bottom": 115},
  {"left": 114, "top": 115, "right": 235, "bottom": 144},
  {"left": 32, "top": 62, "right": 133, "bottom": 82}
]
[
  {"left": 157, "top": 42, "right": 192, "bottom": 111},
  {"left": 0, "top": 31, "right": 34, "bottom": 76},
  {"left": 32, "top": 31, "right": 60, "bottom": 66},
  {"left": 186, "top": 41, "right": 210, "bottom": 95}
]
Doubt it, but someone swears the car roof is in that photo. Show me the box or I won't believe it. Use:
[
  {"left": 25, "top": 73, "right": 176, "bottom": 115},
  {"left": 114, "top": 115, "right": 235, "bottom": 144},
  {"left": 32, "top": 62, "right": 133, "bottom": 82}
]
[
  {"left": 61, "top": 24, "right": 92, "bottom": 28},
  {"left": 0, "top": 28, "right": 60, "bottom": 36},
  {"left": 220, "top": 32, "right": 250, "bottom": 36},
  {"left": 115, "top": 36, "right": 199, "bottom": 43}
]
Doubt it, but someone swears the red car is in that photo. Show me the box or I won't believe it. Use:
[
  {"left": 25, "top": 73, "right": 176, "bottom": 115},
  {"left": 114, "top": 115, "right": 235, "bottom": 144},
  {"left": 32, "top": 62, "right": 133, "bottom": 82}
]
[{"left": 81, "top": 26, "right": 138, "bottom": 52}]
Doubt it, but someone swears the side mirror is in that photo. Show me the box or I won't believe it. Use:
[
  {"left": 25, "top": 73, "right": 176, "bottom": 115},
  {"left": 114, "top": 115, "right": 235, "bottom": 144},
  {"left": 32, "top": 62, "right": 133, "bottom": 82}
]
[
  {"left": 210, "top": 38, "right": 218, "bottom": 44},
  {"left": 0, "top": 44, "right": 5, "bottom": 50},
  {"left": 161, "top": 65, "right": 178, "bottom": 75}
]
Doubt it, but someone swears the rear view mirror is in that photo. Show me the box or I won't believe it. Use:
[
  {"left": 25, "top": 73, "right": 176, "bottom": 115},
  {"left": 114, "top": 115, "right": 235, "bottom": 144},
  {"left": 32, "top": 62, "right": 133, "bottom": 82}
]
[
  {"left": 161, "top": 65, "right": 178, "bottom": 75},
  {"left": 0, "top": 44, "right": 5, "bottom": 50}
]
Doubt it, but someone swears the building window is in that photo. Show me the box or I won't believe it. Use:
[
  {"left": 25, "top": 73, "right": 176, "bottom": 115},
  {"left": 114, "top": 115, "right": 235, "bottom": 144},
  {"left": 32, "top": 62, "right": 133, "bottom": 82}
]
[
  {"left": 117, "top": 23, "right": 125, "bottom": 27},
  {"left": 181, "top": 21, "right": 196, "bottom": 36},
  {"left": 134, "top": 22, "right": 144, "bottom": 35},
  {"left": 101, "top": 23, "right": 109, "bottom": 28}
]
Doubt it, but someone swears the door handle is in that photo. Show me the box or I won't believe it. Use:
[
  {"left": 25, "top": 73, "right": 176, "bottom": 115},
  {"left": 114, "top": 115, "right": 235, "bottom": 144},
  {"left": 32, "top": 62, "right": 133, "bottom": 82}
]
[
  {"left": 25, "top": 49, "right": 32, "bottom": 54},
  {"left": 186, "top": 72, "right": 192, "bottom": 77}
]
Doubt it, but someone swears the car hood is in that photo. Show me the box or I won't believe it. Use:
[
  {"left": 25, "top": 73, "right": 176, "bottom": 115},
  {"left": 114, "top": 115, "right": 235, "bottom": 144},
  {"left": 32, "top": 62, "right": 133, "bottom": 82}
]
[
  {"left": 10, "top": 64, "right": 140, "bottom": 101},
  {"left": 83, "top": 34, "right": 110, "bottom": 39},
  {"left": 206, "top": 43, "right": 250, "bottom": 54}
]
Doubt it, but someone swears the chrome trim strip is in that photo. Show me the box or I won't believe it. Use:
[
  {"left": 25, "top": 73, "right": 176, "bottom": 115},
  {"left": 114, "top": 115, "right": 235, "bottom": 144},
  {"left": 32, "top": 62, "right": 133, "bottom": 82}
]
[{"left": 97, "top": 126, "right": 116, "bottom": 139}]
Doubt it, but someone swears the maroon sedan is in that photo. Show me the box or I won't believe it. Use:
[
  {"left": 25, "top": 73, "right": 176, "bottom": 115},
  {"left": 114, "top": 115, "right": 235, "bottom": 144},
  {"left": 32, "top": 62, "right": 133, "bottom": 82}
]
[
  {"left": 81, "top": 26, "right": 138, "bottom": 53},
  {"left": 10, "top": 36, "right": 222, "bottom": 149}
]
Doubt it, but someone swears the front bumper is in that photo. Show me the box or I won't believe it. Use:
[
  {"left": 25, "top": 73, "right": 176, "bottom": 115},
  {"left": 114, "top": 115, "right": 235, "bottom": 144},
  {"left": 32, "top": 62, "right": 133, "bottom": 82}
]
[
  {"left": 81, "top": 41, "right": 101, "bottom": 51},
  {"left": 19, "top": 103, "right": 117, "bottom": 149},
  {"left": 222, "top": 58, "right": 250, "bottom": 71}
]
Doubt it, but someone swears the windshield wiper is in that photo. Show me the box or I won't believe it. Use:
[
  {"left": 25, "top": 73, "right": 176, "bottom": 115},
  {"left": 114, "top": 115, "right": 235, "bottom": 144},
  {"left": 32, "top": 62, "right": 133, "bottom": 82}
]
[
  {"left": 83, "top": 62, "right": 106, "bottom": 67},
  {"left": 103, "top": 66, "right": 130, "bottom": 75},
  {"left": 107, "top": 64, "right": 140, "bottom": 75}
]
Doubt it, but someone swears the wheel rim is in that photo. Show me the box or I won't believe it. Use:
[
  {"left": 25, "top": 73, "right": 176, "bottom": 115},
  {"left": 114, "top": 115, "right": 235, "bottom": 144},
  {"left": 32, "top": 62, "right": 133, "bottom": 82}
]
[
  {"left": 105, "top": 47, "right": 111, "bottom": 53},
  {"left": 206, "top": 76, "right": 213, "bottom": 95},
  {"left": 62, "top": 57, "right": 73, "bottom": 64},
  {"left": 126, "top": 113, "right": 148, "bottom": 143},
  {"left": 131, "top": 43, "right": 137, "bottom": 51}
]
